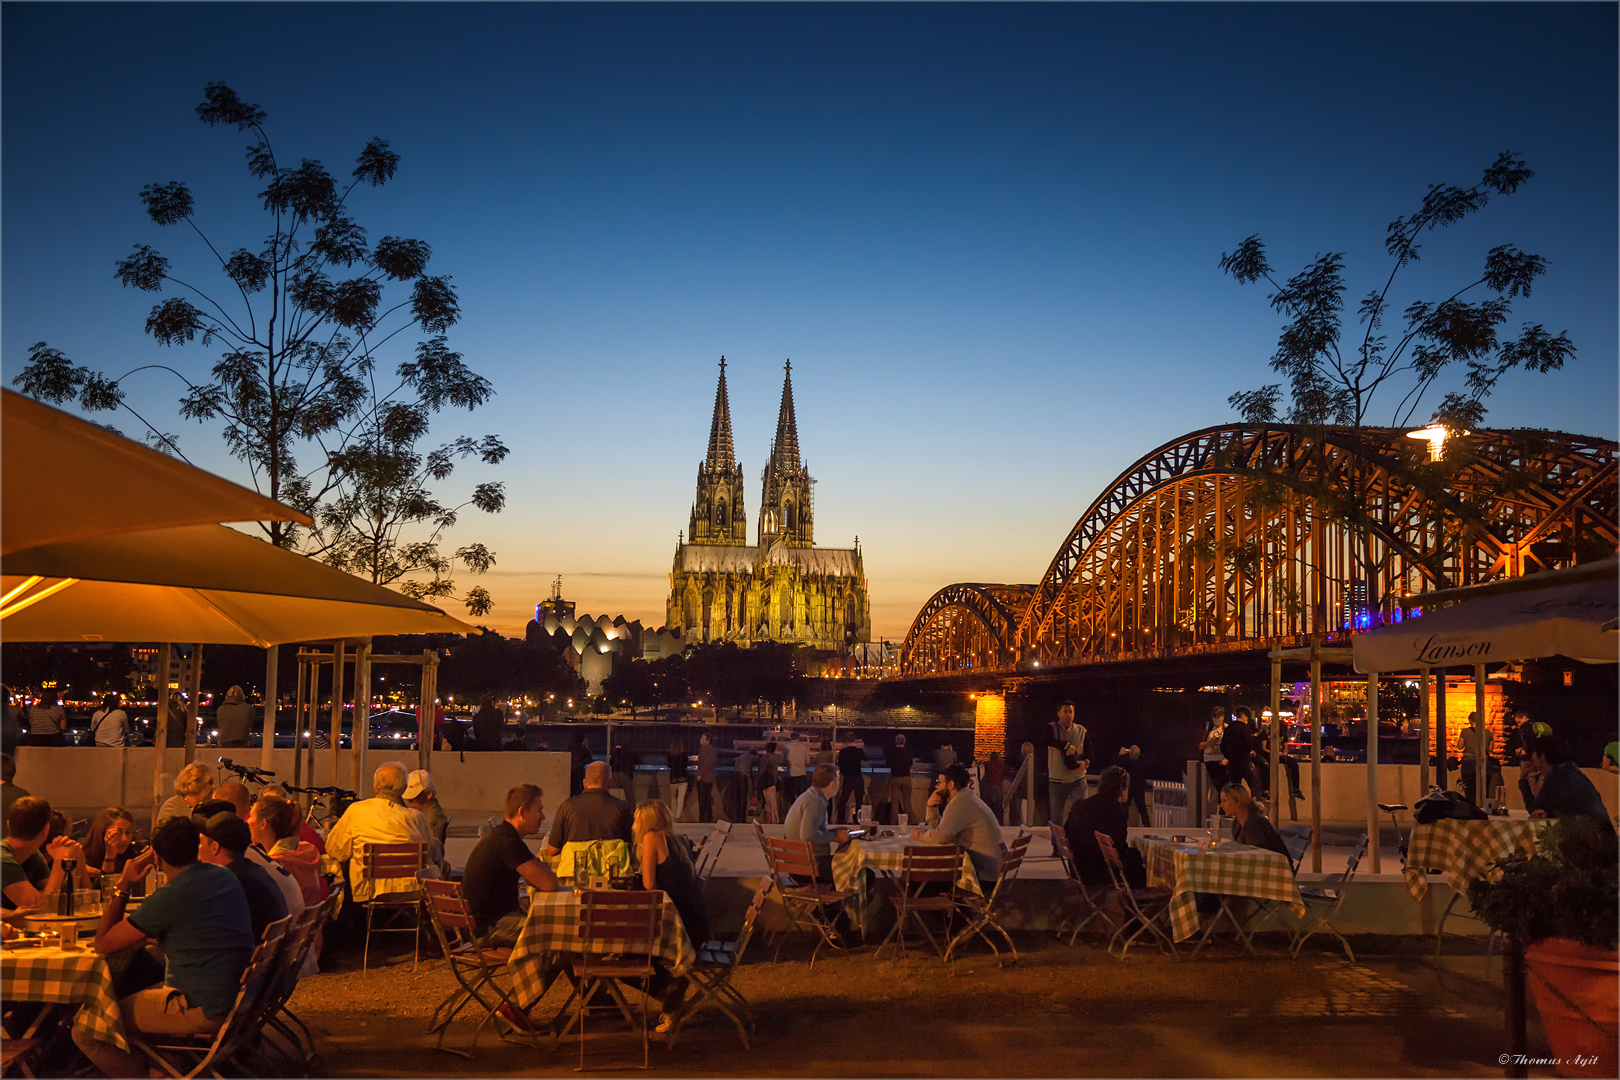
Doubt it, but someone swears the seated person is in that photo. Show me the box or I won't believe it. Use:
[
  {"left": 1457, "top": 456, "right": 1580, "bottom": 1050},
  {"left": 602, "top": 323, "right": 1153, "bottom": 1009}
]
[
  {"left": 193, "top": 797, "right": 305, "bottom": 916},
  {"left": 911, "top": 763, "right": 1004, "bottom": 890},
  {"left": 633, "top": 800, "right": 709, "bottom": 1033},
  {"left": 546, "top": 761, "right": 634, "bottom": 877},
  {"left": 257, "top": 784, "right": 327, "bottom": 855},
  {"left": 1520, "top": 732, "right": 1617, "bottom": 836},
  {"left": 782, "top": 765, "right": 851, "bottom": 883},
  {"left": 1065, "top": 765, "right": 1146, "bottom": 889},
  {"left": 405, "top": 769, "right": 453, "bottom": 877},
  {"left": 2, "top": 797, "right": 86, "bottom": 911},
  {"left": 248, "top": 794, "right": 326, "bottom": 907},
  {"left": 73, "top": 816, "right": 254, "bottom": 1078},
  {"left": 35, "top": 810, "right": 92, "bottom": 892},
  {"left": 1602, "top": 739, "right": 1619, "bottom": 775},
  {"left": 462, "top": 783, "right": 559, "bottom": 946},
  {"left": 156, "top": 762, "right": 215, "bottom": 826},
  {"left": 198, "top": 811, "right": 292, "bottom": 940},
  {"left": 83, "top": 806, "right": 140, "bottom": 888},
  {"left": 326, "top": 762, "right": 441, "bottom": 901}
]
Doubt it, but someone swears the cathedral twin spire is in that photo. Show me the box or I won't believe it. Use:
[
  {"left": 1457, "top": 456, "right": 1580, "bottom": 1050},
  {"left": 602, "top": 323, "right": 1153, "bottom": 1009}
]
[{"left": 688, "top": 358, "right": 813, "bottom": 549}]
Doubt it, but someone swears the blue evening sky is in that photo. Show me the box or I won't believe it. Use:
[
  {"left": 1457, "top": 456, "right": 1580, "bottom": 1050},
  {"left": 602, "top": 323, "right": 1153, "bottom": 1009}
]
[{"left": 4, "top": 3, "right": 1615, "bottom": 639}]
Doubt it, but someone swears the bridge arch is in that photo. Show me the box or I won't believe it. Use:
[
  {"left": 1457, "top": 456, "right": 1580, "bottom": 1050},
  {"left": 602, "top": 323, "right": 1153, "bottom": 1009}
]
[
  {"left": 898, "top": 424, "right": 1616, "bottom": 676},
  {"left": 900, "top": 583, "right": 1033, "bottom": 676}
]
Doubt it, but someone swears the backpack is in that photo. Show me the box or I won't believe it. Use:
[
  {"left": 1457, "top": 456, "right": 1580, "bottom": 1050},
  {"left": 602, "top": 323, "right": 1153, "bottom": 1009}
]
[{"left": 1413, "top": 788, "right": 1488, "bottom": 825}]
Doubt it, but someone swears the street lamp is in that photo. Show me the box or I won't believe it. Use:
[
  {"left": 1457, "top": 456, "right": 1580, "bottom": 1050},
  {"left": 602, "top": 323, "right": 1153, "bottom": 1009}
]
[{"left": 1406, "top": 422, "right": 1468, "bottom": 462}]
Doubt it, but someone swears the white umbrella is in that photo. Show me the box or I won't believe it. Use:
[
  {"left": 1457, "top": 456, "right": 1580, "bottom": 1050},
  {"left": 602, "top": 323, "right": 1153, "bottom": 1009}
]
[
  {"left": 1352, "top": 574, "right": 1619, "bottom": 674},
  {"left": 2, "top": 389, "right": 310, "bottom": 555},
  {"left": 2, "top": 523, "right": 474, "bottom": 645}
]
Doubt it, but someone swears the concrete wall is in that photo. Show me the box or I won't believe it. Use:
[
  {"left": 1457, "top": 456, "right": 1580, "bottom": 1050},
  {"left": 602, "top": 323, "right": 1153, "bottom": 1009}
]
[
  {"left": 1189, "top": 759, "right": 1620, "bottom": 826},
  {"left": 7, "top": 746, "right": 570, "bottom": 820}
]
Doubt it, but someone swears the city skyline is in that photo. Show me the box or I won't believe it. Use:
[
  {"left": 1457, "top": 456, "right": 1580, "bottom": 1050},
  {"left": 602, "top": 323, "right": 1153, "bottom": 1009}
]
[{"left": 4, "top": 4, "right": 1615, "bottom": 642}]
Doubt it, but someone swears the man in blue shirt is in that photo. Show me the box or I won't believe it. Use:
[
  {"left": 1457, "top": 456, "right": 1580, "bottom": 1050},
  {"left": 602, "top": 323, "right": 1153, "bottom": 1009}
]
[
  {"left": 74, "top": 816, "right": 255, "bottom": 1077},
  {"left": 783, "top": 765, "right": 850, "bottom": 882}
]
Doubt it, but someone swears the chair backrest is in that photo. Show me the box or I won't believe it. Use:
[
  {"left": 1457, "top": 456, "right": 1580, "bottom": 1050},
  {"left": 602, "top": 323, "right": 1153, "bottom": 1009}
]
[
  {"left": 983, "top": 832, "right": 1032, "bottom": 907},
  {"left": 1279, "top": 824, "right": 1312, "bottom": 873},
  {"left": 1048, "top": 824, "right": 1075, "bottom": 875},
  {"left": 208, "top": 915, "right": 294, "bottom": 1064},
  {"left": 727, "top": 876, "right": 775, "bottom": 968},
  {"left": 762, "top": 836, "right": 820, "bottom": 882},
  {"left": 1093, "top": 830, "right": 1132, "bottom": 891},
  {"left": 361, "top": 842, "right": 427, "bottom": 883},
  {"left": 693, "top": 822, "right": 732, "bottom": 881},
  {"left": 421, "top": 876, "right": 478, "bottom": 953},
  {"left": 577, "top": 890, "right": 663, "bottom": 977},
  {"left": 899, "top": 844, "right": 960, "bottom": 887},
  {"left": 1336, "top": 832, "right": 1371, "bottom": 888}
]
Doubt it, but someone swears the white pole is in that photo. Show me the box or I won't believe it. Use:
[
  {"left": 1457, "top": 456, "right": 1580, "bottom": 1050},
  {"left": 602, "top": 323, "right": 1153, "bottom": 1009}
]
[
  {"left": 1367, "top": 671, "right": 1380, "bottom": 874},
  {"left": 1310, "top": 653, "right": 1322, "bottom": 874},
  {"left": 1418, "top": 666, "right": 1431, "bottom": 795},
  {"left": 152, "top": 643, "right": 172, "bottom": 826},
  {"left": 260, "top": 646, "right": 278, "bottom": 772},
  {"left": 1474, "top": 662, "right": 1488, "bottom": 807}
]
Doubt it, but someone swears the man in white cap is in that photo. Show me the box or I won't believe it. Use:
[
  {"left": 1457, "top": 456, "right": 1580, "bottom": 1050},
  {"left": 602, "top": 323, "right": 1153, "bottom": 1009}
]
[
  {"left": 327, "top": 762, "right": 441, "bottom": 901},
  {"left": 404, "top": 769, "right": 451, "bottom": 877}
]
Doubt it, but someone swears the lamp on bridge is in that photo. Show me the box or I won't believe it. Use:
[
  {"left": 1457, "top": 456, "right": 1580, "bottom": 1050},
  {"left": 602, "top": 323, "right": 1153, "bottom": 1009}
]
[{"left": 1406, "top": 422, "right": 1469, "bottom": 462}]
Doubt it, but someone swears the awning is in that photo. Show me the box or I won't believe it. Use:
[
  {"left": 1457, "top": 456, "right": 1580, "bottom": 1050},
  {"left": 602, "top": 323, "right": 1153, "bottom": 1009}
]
[{"left": 1352, "top": 576, "right": 1619, "bottom": 673}]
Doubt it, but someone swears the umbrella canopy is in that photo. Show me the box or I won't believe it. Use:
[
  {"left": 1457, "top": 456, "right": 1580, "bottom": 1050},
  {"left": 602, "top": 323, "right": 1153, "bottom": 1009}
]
[
  {"left": 2, "top": 523, "right": 475, "bottom": 645},
  {"left": 1353, "top": 575, "right": 1619, "bottom": 673},
  {"left": 2, "top": 389, "right": 311, "bottom": 555}
]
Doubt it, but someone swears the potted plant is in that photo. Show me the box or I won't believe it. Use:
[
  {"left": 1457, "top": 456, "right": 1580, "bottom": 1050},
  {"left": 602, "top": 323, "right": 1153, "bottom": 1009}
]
[{"left": 1469, "top": 817, "right": 1618, "bottom": 1078}]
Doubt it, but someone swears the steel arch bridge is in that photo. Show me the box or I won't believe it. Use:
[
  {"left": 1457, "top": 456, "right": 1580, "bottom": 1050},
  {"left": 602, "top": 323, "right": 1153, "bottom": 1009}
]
[{"left": 900, "top": 424, "right": 1618, "bottom": 677}]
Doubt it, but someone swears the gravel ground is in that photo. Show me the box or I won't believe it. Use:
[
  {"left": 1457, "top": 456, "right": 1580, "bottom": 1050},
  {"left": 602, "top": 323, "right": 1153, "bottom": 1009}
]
[{"left": 287, "top": 930, "right": 1547, "bottom": 1078}]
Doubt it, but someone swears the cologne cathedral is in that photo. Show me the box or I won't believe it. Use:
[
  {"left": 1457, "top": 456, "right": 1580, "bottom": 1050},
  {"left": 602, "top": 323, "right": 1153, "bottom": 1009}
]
[{"left": 667, "top": 359, "right": 871, "bottom": 649}]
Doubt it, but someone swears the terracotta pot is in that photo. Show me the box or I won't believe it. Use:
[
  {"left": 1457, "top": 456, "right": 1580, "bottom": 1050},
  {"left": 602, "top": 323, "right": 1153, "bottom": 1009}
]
[{"left": 1525, "top": 938, "right": 1619, "bottom": 1078}]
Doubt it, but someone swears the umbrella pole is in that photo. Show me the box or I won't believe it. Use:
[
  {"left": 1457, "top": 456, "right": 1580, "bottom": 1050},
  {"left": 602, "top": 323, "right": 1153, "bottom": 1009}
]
[
  {"left": 1474, "top": 662, "right": 1488, "bottom": 808},
  {"left": 1435, "top": 672, "right": 1448, "bottom": 789},
  {"left": 260, "top": 647, "right": 278, "bottom": 773},
  {"left": 152, "top": 643, "right": 172, "bottom": 828},
  {"left": 1310, "top": 651, "right": 1322, "bottom": 873},
  {"left": 292, "top": 654, "right": 306, "bottom": 790},
  {"left": 1418, "top": 667, "right": 1430, "bottom": 795},
  {"left": 1269, "top": 655, "right": 1282, "bottom": 822},
  {"left": 353, "top": 643, "right": 371, "bottom": 794},
  {"left": 1367, "top": 671, "right": 1380, "bottom": 874},
  {"left": 330, "top": 641, "right": 346, "bottom": 788},
  {"left": 183, "top": 645, "right": 202, "bottom": 765}
]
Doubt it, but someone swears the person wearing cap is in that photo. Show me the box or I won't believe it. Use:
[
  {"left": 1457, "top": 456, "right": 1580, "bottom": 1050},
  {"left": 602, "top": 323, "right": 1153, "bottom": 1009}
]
[
  {"left": 75, "top": 816, "right": 254, "bottom": 1078},
  {"left": 326, "top": 762, "right": 441, "bottom": 902},
  {"left": 910, "top": 762, "right": 1004, "bottom": 889},
  {"left": 404, "top": 769, "right": 450, "bottom": 848},
  {"left": 197, "top": 811, "right": 291, "bottom": 941}
]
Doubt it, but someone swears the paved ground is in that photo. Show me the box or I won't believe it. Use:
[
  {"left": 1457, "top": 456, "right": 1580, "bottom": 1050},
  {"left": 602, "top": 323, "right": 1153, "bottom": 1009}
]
[{"left": 290, "top": 932, "right": 1547, "bottom": 1077}]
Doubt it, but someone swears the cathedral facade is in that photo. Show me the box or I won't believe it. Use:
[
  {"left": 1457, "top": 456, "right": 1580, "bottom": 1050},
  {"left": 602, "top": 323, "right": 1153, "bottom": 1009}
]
[{"left": 668, "top": 359, "right": 872, "bottom": 650}]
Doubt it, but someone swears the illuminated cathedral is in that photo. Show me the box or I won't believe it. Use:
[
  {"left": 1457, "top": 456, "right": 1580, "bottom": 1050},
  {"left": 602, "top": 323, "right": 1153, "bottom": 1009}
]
[{"left": 667, "top": 359, "right": 871, "bottom": 649}]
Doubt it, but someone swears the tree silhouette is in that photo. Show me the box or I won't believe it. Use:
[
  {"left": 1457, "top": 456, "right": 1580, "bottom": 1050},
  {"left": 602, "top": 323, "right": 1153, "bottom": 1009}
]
[{"left": 11, "top": 83, "right": 504, "bottom": 613}]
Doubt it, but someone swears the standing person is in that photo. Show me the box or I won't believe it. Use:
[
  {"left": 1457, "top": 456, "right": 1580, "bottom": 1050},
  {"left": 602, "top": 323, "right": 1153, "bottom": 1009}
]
[
  {"left": 90, "top": 694, "right": 130, "bottom": 747},
  {"left": 1005, "top": 741, "right": 1038, "bottom": 826},
  {"left": 213, "top": 686, "right": 254, "bottom": 749},
  {"left": 571, "top": 735, "right": 593, "bottom": 796},
  {"left": 695, "top": 733, "right": 717, "bottom": 823},
  {"left": 759, "top": 742, "right": 781, "bottom": 824},
  {"left": 884, "top": 734, "right": 915, "bottom": 825},
  {"left": 934, "top": 742, "right": 958, "bottom": 772},
  {"left": 981, "top": 750, "right": 1006, "bottom": 824},
  {"left": 610, "top": 742, "right": 636, "bottom": 799},
  {"left": 836, "top": 739, "right": 866, "bottom": 824},
  {"left": 815, "top": 738, "right": 835, "bottom": 767},
  {"left": 72, "top": 816, "right": 254, "bottom": 1079},
  {"left": 472, "top": 696, "right": 505, "bottom": 751},
  {"left": 1200, "top": 707, "right": 1228, "bottom": 805},
  {"left": 1458, "top": 711, "right": 1501, "bottom": 807},
  {"left": 1222, "top": 707, "right": 1256, "bottom": 796},
  {"left": 667, "top": 737, "right": 689, "bottom": 820},
  {"left": 1114, "top": 745, "right": 1150, "bottom": 827},
  {"left": 1046, "top": 701, "right": 1090, "bottom": 828},
  {"left": 731, "top": 744, "right": 755, "bottom": 822},
  {"left": 24, "top": 690, "right": 67, "bottom": 747},
  {"left": 785, "top": 737, "right": 810, "bottom": 803}
]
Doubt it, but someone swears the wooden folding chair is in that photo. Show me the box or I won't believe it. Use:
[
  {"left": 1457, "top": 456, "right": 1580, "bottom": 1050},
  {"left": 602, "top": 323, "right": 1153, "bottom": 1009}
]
[
  {"left": 571, "top": 890, "right": 664, "bottom": 1071},
  {"left": 1291, "top": 832, "right": 1368, "bottom": 962},
  {"left": 1049, "top": 825, "right": 1118, "bottom": 945},
  {"left": 1095, "top": 832, "right": 1176, "bottom": 960},
  {"left": 358, "top": 841, "right": 427, "bottom": 972},
  {"left": 1278, "top": 824, "right": 1313, "bottom": 873},
  {"left": 946, "top": 832, "right": 1032, "bottom": 967},
  {"left": 667, "top": 876, "right": 772, "bottom": 1050},
  {"left": 420, "top": 878, "right": 538, "bottom": 1057},
  {"left": 129, "top": 916, "right": 292, "bottom": 1079},
  {"left": 757, "top": 834, "right": 855, "bottom": 968},
  {"left": 874, "top": 845, "right": 961, "bottom": 963},
  {"left": 692, "top": 821, "right": 733, "bottom": 882}
]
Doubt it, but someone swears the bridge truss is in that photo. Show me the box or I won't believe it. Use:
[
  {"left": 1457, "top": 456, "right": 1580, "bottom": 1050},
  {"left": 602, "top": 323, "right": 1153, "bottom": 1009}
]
[{"left": 900, "top": 424, "right": 1618, "bottom": 677}]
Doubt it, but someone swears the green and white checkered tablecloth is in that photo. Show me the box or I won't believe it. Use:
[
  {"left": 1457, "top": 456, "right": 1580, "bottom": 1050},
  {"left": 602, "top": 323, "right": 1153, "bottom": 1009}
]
[
  {"left": 2, "top": 945, "right": 128, "bottom": 1051},
  {"left": 1132, "top": 837, "right": 1304, "bottom": 942},
  {"left": 1403, "top": 818, "right": 1547, "bottom": 901},
  {"left": 507, "top": 889, "right": 696, "bottom": 1011}
]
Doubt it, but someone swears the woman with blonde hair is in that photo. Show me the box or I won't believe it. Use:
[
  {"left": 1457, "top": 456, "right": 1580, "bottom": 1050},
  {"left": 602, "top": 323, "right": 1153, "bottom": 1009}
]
[
  {"left": 155, "top": 761, "right": 214, "bottom": 825},
  {"left": 633, "top": 799, "right": 709, "bottom": 1032}
]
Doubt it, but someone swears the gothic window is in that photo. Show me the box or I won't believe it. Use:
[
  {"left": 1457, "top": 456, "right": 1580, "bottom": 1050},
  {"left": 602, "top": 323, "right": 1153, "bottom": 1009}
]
[
  {"left": 683, "top": 590, "right": 699, "bottom": 628},
  {"left": 785, "top": 501, "right": 796, "bottom": 531},
  {"left": 702, "top": 586, "right": 714, "bottom": 642},
  {"left": 716, "top": 500, "right": 727, "bottom": 527}
]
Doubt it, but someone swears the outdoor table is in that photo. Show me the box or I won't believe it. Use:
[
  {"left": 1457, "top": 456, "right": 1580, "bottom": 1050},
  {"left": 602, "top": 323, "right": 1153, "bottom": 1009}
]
[
  {"left": 1403, "top": 817, "right": 1548, "bottom": 901},
  {"left": 507, "top": 887, "right": 697, "bottom": 1016},
  {"left": 831, "top": 836, "right": 979, "bottom": 939},
  {"left": 1, "top": 942, "right": 128, "bottom": 1052},
  {"left": 1132, "top": 836, "right": 1304, "bottom": 951}
]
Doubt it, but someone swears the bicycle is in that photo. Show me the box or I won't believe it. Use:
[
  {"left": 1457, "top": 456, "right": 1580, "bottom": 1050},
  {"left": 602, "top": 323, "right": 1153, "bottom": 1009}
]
[
  {"left": 283, "top": 783, "right": 357, "bottom": 836},
  {"left": 217, "top": 756, "right": 277, "bottom": 793}
]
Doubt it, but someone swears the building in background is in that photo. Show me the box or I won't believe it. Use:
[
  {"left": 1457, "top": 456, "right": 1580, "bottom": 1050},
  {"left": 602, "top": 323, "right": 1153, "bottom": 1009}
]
[
  {"left": 526, "top": 580, "right": 683, "bottom": 695},
  {"left": 668, "top": 359, "right": 871, "bottom": 650}
]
